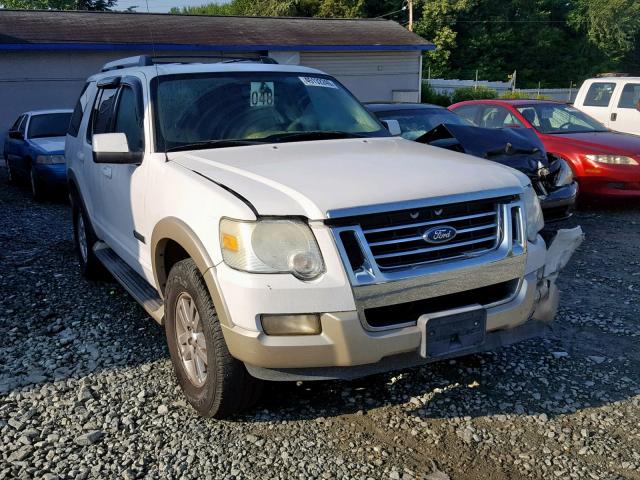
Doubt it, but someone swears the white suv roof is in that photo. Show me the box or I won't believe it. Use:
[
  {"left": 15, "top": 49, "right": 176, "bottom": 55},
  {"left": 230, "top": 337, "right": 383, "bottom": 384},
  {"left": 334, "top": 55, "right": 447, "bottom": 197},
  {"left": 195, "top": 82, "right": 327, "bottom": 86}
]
[{"left": 89, "top": 56, "right": 325, "bottom": 81}]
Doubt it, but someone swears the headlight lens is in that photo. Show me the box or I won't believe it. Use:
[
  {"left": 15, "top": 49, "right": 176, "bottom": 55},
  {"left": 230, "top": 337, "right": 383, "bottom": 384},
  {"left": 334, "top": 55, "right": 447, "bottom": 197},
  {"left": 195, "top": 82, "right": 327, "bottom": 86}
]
[
  {"left": 36, "top": 154, "right": 65, "bottom": 164},
  {"left": 585, "top": 154, "right": 638, "bottom": 165},
  {"left": 523, "top": 185, "right": 544, "bottom": 242},
  {"left": 220, "top": 218, "right": 324, "bottom": 280},
  {"left": 554, "top": 159, "right": 574, "bottom": 186}
]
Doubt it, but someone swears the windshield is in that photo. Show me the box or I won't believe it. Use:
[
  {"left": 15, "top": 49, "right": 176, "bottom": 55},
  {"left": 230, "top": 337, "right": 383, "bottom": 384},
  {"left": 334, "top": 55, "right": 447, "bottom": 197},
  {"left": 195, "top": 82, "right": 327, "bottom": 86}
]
[
  {"left": 152, "top": 72, "right": 387, "bottom": 151},
  {"left": 27, "top": 113, "right": 72, "bottom": 139},
  {"left": 516, "top": 104, "right": 607, "bottom": 134},
  {"left": 374, "top": 108, "right": 471, "bottom": 140}
]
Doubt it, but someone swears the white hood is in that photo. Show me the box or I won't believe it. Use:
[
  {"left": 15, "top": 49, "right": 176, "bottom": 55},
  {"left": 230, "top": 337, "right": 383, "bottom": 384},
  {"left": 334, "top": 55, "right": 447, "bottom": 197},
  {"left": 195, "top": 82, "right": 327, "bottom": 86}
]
[
  {"left": 30, "top": 136, "right": 66, "bottom": 154},
  {"left": 170, "top": 137, "right": 527, "bottom": 220}
]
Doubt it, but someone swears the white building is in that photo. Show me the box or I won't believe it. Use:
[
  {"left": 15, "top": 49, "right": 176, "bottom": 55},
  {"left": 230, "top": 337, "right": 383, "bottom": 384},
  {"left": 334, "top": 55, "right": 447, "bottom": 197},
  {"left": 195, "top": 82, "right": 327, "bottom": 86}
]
[{"left": 0, "top": 9, "right": 433, "bottom": 137}]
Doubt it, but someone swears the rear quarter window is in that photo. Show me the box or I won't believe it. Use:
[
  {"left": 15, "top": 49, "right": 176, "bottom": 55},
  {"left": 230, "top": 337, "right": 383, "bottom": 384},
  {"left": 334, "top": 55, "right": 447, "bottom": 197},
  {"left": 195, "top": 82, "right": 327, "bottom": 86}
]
[{"left": 583, "top": 82, "right": 616, "bottom": 107}]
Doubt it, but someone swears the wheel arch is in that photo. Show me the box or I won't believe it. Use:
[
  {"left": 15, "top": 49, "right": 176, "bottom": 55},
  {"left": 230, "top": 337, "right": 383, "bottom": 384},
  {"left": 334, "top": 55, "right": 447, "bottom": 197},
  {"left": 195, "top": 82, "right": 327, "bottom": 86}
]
[{"left": 151, "top": 217, "right": 216, "bottom": 297}]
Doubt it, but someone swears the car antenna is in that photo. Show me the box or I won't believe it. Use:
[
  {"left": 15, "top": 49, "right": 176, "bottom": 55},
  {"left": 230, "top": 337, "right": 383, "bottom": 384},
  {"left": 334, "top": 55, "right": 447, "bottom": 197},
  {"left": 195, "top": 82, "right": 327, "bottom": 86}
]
[{"left": 144, "top": 0, "right": 169, "bottom": 162}]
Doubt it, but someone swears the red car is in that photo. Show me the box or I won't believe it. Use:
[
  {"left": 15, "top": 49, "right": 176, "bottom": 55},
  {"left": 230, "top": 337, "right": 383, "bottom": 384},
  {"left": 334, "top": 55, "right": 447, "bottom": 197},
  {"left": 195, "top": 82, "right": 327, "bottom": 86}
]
[{"left": 449, "top": 99, "right": 640, "bottom": 199}]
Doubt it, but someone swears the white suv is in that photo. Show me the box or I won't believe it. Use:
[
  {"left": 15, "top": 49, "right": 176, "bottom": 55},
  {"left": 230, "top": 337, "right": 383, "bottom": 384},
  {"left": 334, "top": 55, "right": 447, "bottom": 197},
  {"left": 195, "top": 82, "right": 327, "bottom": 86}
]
[{"left": 65, "top": 56, "right": 578, "bottom": 418}]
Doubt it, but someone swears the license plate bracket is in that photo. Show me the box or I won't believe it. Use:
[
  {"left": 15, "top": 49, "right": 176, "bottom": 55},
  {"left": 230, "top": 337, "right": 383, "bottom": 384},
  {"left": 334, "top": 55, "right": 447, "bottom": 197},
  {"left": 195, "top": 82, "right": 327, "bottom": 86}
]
[{"left": 418, "top": 305, "right": 487, "bottom": 359}]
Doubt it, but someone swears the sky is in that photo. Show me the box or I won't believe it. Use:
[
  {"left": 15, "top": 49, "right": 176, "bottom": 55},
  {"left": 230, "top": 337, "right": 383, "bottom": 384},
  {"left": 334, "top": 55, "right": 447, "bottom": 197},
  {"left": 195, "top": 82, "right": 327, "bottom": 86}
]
[{"left": 115, "top": 0, "right": 220, "bottom": 12}]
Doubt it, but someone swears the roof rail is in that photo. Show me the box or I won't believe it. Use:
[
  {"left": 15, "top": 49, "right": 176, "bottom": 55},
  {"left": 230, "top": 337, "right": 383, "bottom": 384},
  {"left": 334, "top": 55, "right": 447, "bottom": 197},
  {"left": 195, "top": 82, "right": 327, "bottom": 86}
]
[{"left": 100, "top": 55, "right": 278, "bottom": 72}]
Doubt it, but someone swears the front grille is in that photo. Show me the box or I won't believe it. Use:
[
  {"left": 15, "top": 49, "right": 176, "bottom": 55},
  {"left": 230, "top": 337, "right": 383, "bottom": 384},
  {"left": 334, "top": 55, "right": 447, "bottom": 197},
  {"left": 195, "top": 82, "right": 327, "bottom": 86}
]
[{"left": 351, "top": 197, "right": 505, "bottom": 270}]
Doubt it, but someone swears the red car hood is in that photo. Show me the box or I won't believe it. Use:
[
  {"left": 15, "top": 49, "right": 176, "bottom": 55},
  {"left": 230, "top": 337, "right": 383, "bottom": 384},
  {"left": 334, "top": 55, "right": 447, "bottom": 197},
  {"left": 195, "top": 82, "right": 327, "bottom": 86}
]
[{"left": 543, "top": 131, "right": 640, "bottom": 156}]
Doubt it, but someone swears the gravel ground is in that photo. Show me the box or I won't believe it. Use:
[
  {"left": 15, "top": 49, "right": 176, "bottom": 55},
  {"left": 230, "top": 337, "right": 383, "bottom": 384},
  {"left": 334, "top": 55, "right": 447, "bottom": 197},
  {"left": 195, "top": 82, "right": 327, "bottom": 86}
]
[{"left": 1, "top": 164, "right": 639, "bottom": 480}]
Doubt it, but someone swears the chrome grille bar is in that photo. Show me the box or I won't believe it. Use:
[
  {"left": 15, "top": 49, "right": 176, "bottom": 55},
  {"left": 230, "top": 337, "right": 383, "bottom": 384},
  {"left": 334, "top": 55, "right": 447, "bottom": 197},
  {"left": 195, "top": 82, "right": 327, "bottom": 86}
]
[
  {"left": 368, "top": 223, "right": 497, "bottom": 247},
  {"left": 373, "top": 235, "right": 497, "bottom": 259},
  {"left": 362, "top": 211, "right": 497, "bottom": 235}
]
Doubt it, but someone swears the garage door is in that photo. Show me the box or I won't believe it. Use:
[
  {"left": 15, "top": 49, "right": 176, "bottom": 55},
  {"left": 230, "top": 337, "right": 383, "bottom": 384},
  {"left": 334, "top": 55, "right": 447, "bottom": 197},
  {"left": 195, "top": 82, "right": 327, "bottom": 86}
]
[{"left": 299, "top": 51, "right": 421, "bottom": 103}]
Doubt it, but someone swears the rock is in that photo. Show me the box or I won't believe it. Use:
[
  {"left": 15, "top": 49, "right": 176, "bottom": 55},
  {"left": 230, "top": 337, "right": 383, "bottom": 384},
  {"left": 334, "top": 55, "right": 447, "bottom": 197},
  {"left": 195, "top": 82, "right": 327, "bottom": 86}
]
[
  {"left": 587, "top": 356, "right": 606, "bottom": 364},
  {"left": 551, "top": 351, "right": 569, "bottom": 359},
  {"left": 157, "top": 405, "right": 169, "bottom": 415},
  {"left": 74, "top": 430, "right": 105, "bottom": 446}
]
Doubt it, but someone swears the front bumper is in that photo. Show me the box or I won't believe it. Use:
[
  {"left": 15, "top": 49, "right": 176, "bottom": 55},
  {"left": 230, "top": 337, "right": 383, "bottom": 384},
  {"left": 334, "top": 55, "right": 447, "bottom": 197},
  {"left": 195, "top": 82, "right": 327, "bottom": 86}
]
[
  {"left": 540, "top": 181, "right": 578, "bottom": 223},
  {"left": 577, "top": 164, "right": 640, "bottom": 198},
  {"left": 34, "top": 163, "right": 67, "bottom": 187},
  {"left": 222, "top": 267, "right": 556, "bottom": 380}
]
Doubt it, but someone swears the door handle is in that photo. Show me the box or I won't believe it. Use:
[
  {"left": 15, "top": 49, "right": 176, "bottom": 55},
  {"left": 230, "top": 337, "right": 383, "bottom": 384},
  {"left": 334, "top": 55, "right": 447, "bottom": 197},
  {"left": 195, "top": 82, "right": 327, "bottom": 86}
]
[
  {"left": 101, "top": 165, "right": 112, "bottom": 179},
  {"left": 611, "top": 112, "right": 617, "bottom": 121}
]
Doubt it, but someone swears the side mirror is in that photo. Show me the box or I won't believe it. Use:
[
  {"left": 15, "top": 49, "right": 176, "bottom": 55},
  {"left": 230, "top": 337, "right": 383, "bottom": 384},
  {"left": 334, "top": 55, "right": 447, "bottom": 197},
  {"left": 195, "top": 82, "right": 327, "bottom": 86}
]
[
  {"left": 8, "top": 130, "right": 24, "bottom": 140},
  {"left": 381, "top": 119, "right": 402, "bottom": 136},
  {"left": 92, "top": 133, "right": 142, "bottom": 164}
]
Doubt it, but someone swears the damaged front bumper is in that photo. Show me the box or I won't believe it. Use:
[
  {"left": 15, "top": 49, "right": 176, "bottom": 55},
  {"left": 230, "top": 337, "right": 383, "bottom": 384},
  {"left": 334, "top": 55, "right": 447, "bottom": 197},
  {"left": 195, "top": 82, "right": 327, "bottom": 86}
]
[{"left": 241, "top": 228, "right": 584, "bottom": 382}]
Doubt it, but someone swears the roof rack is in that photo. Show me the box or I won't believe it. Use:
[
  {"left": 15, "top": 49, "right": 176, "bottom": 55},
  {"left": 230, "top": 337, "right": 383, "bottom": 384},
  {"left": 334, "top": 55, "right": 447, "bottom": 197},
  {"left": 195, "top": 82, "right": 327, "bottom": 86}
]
[{"left": 101, "top": 55, "right": 278, "bottom": 72}]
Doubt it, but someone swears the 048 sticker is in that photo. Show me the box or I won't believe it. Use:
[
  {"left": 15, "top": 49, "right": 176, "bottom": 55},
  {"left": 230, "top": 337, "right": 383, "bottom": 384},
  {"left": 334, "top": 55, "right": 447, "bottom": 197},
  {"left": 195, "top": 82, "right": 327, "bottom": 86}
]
[{"left": 250, "top": 82, "right": 274, "bottom": 107}]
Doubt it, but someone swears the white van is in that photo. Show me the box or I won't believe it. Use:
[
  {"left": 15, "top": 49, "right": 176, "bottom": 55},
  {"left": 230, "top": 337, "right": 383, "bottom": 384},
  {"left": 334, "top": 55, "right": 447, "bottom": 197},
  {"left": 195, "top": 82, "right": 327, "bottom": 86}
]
[{"left": 573, "top": 77, "right": 640, "bottom": 136}]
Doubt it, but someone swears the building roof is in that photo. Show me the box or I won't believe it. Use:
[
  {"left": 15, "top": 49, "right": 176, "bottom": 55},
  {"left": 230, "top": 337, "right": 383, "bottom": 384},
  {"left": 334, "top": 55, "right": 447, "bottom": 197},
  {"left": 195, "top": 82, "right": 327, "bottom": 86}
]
[{"left": 0, "top": 9, "right": 434, "bottom": 52}]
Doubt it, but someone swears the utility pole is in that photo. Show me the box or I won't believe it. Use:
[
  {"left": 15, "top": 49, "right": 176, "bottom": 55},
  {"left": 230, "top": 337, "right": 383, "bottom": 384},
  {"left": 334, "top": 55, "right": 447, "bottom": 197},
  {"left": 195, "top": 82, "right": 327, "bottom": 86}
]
[{"left": 408, "top": 0, "right": 414, "bottom": 31}]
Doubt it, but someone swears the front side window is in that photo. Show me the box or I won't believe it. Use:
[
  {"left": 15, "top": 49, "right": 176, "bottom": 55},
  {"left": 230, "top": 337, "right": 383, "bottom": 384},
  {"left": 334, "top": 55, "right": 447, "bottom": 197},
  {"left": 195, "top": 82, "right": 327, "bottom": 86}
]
[
  {"left": 89, "top": 87, "right": 118, "bottom": 141},
  {"left": 617, "top": 83, "right": 640, "bottom": 109},
  {"left": 583, "top": 82, "right": 616, "bottom": 107},
  {"left": 152, "top": 72, "right": 387, "bottom": 151},
  {"left": 114, "top": 86, "right": 144, "bottom": 152},
  {"left": 376, "top": 108, "right": 471, "bottom": 140},
  {"left": 516, "top": 104, "right": 607, "bottom": 134},
  {"left": 27, "top": 113, "right": 72, "bottom": 139}
]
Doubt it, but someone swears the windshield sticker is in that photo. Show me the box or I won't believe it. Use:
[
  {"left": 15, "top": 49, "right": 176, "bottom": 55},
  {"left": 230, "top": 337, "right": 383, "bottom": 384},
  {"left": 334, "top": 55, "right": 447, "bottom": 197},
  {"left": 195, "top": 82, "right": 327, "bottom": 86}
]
[
  {"left": 250, "top": 82, "right": 274, "bottom": 107},
  {"left": 299, "top": 77, "right": 338, "bottom": 89}
]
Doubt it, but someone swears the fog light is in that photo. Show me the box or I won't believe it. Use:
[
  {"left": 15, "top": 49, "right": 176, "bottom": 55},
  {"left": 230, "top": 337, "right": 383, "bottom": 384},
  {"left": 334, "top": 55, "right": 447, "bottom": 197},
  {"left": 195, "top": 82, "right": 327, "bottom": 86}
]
[{"left": 261, "top": 314, "right": 322, "bottom": 336}]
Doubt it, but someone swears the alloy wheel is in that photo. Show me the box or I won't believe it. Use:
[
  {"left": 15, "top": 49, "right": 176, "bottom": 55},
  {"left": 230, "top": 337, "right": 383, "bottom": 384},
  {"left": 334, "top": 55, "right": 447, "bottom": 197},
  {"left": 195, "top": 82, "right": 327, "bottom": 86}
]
[{"left": 174, "top": 292, "right": 208, "bottom": 387}]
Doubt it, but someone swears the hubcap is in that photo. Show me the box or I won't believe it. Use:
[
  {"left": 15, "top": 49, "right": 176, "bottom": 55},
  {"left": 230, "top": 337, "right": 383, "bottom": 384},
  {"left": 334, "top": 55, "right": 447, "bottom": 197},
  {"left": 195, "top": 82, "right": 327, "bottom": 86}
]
[
  {"left": 77, "top": 213, "right": 88, "bottom": 263},
  {"left": 175, "top": 292, "right": 207, "bottom": 387}
]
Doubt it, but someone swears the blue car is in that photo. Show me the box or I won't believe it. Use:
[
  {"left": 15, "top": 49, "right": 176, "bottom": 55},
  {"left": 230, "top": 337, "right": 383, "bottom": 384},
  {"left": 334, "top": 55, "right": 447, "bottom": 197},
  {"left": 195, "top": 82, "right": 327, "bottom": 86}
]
[{"left": 3, "top": 109, "right": 72, "bottom": 199}]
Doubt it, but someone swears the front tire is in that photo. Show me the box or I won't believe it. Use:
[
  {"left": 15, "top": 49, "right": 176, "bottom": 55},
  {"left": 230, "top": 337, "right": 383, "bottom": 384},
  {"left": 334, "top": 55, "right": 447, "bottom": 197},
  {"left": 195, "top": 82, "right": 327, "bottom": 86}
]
[
  {"left": 72, "top": 202, "right": 104, "bottom": 280},
  {"left": 165, "top": 258, "right": 262, "bottom": 418}
]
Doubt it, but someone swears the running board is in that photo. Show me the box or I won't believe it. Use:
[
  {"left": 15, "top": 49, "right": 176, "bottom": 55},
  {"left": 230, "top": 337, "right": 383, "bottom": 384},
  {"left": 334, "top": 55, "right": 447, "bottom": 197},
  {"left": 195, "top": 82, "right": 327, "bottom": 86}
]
[{"left": 93, "top": 242, "right": 165, "bottom": 324}]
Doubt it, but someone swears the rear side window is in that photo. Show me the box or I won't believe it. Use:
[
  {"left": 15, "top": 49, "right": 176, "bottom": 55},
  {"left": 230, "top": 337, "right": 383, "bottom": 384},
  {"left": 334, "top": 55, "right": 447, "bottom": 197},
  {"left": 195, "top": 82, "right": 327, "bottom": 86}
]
[
  {"left": 114, "top": 86, "right": 144, "bottom": 152},
  {"left": 452, "top": 105, "right": 481, "bottom": 126},
  {"left": 87, "top": 87, "right": 118, "bottom": 143},
  {"left": 583, "top": 82, "right": 616, "bottom": 107},
  {"left": 68, "top": 83, "right": 89, "bottom": 137},
  {"left": 617, "top": 83, "right": 640, "bottom": 109}
]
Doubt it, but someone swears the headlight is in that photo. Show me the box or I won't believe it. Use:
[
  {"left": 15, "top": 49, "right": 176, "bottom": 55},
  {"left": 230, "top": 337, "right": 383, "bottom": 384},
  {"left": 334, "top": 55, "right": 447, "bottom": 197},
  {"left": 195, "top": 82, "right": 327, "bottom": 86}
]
[
  {"left": 585, "top": 154, "right": 638, "bottom": 165},
  {"left": 554, "top": 159, "right": 574, "bottom": 186},
  {"left": 36, "top": 154, "right": 65, "bottom": 164},
  {"left": 523, "top": 185, "right": 544, "bottom": 242},
  {"left": 220, "top": 218, "right": 325, "bottom": 280}
]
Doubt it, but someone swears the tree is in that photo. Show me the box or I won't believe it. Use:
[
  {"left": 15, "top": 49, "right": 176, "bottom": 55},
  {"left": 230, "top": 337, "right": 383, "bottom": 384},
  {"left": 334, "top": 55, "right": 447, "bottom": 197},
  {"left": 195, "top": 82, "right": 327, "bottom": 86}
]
[
  {"left": 171, "top": 0, "right": 365, "bottom": 18},
  {"left": 0, "top": 0, "right": 116, "bottom": 9}
]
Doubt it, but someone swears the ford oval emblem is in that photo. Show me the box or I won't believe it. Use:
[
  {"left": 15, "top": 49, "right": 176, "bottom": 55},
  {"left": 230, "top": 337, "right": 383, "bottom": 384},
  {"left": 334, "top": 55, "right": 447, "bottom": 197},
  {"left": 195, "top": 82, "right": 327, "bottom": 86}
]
[{"left": 423, "top": 226, "right": 457, "bottom": 244}]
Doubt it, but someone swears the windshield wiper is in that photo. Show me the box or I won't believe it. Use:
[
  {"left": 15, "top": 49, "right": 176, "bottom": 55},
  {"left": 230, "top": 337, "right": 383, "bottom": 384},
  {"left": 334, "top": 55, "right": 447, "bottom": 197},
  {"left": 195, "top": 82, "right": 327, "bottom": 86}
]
[
  {"left": 167, "top": 139, "right": 263, "bottom": 152},
  {"left": 259, "top": 131, "right": 367, "bottom": 143}
]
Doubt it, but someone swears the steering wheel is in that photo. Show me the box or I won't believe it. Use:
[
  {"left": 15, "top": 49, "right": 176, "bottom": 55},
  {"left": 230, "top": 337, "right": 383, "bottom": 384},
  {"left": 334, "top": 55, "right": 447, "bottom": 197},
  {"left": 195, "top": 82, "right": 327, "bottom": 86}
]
[{"left": 557, "top": 122, "right": 573, "bottom": 130}]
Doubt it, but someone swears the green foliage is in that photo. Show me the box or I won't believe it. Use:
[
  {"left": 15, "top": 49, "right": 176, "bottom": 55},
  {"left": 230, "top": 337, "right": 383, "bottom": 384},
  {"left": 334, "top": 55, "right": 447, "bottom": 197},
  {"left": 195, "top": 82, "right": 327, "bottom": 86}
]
[
  {"left": 168, "top": 0, "right": 639, "bottom": 87},
  {"left": 450, "top": 86, "right": 497, "bottom": 103},
  {"left": 0, "top": 0, "right": 115, "bottom": 8},
  {"left": 171, "top": 0, "right": 365, "bottom": 18},
  {"left": 500, "top": 91, "right": 551, "bottom": 100},
  {"left": 421, "top": 83, "right": 452, "bottom": 106}
]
